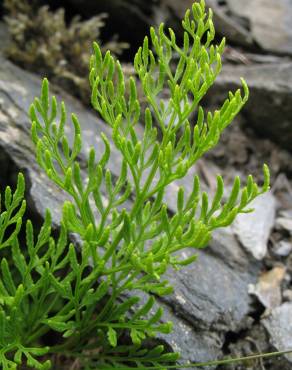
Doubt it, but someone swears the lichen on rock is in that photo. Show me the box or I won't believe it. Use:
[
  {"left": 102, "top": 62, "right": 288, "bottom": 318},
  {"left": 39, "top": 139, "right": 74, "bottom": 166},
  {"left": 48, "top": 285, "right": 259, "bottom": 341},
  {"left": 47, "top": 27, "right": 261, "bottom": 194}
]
[{"left": 3, "top": 0, "right": 128, "bottom": 103}]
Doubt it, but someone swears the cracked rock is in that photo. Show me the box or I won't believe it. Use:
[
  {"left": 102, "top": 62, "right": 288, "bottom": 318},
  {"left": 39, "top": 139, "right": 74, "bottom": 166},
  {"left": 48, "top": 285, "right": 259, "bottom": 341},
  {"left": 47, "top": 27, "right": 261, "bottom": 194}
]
[
  {"left": 207, "top": 62, "right": 292, "bottom": 150},
  {"left": 262, "top": 302, "right": 292, "bottom": 363},
  {"left": 226, "top": 0, "right": 292, "bottom": 55},
  {"left": 232, "top": 192, "right": 276, "bottom": 260}
]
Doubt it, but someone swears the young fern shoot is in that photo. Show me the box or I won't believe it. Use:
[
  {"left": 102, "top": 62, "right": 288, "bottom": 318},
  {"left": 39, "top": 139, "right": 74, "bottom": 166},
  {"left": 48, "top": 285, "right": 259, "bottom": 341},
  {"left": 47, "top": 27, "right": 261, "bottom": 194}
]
[{"left": 0, "top": 1, "right": 270, "bottom": 369}]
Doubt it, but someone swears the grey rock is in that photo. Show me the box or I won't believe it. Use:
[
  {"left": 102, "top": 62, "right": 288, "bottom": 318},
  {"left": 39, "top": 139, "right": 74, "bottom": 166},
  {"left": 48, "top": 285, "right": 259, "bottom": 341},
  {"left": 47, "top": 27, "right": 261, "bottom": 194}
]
[
  {"left": 232, "top": 192, "right": 276, "bottom": 260},
  {"left": 206, "top": 0, "right": 253, "bottom": 47},
  {"left": 273, "top": 241, "right": 292, "bottom": 257},
  {"left": 243, "top": 53, "right": 290, "bottom": 65},
  {"left": 158, "top": 0, "right": 253, "bottom": 47},
  {"left": 125, "top": 289, "right": 221, "bottom": 369},
  {"left": 224, "top": 0, "right": 251, "bottom": 20},
  {"left": 63, "top": 0, "right": 192, "bottom": 26},
  {"left": 63, "top": 0, "right": 253, "bottom": 49},
  {"left": 208, "top": 227, "right": 256, "bottom": 271},
  {"left": 61, "top": 0, "right": 191, "bottom": 51},
  {"left": 226, "top": 0, "right": 292, "bottom": 55},
  {"left": 207, "top": 62, "right": 292, "bottom": 150},
  {"left": 279, "top": 209, "right": 292, "bottom": 219},
  {"left": 162, "top": 243, "right": 259, "bottom": 333},
  {"left": 276, "top": 217, "right": 292, "bottom": 234},
  {"left": 162, "top": 307, "right": 221, "bottom": 369},
  {"left": 262, "top": 302, "right": 292, "bottom": 363}
]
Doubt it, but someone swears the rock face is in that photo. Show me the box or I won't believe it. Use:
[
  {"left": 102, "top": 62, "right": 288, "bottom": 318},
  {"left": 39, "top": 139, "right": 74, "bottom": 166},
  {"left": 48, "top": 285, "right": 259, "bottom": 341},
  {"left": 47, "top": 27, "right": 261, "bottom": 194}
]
[
  {"left": 207, "top": 62, "right": 292, "bottom": 150},
  {"left": 233, "top": 192, "right": 276, "bottom": 260},
  {"left": 163, "top": 245, "right": 258, "bottom": 332},
  {"left": 0, "top": 52, "right": 263, "bottom": 364},
  {"left": 60, "top": 0, "right": 193, "bottom": 51},
  {"left": 226, "top": 0, "right": 292, "bottom": 55},
  {"left": 54, "top": 0, "right": 292, "bottom": 57},
  {"left": 206, "top": 0, "right": 253, "bottom": 47},
  {"left": 62, "top": 0, "right": 193, "bottom": 25},
  {"left": 61, "top": 0, "right": 254, "bottom": 51},
  {"left": 62, "top": 0, "right": 292, "bottom": 55},
  {"left": 262, "top": 302, "right": 292, "bottom": 363}
]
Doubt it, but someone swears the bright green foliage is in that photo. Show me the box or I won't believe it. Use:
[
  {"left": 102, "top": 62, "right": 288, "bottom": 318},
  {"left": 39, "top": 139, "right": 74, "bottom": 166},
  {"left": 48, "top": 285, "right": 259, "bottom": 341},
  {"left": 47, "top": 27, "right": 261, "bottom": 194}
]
[{"left": 0, "top": 1, "right": 270, "bottom": 369}]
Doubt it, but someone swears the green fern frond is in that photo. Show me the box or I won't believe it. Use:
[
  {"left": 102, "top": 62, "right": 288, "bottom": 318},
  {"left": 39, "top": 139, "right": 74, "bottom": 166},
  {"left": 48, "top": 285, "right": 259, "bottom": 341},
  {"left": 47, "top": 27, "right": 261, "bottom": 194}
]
[{"left": 0, "top": 1, "right": 272, "bottom": 369}]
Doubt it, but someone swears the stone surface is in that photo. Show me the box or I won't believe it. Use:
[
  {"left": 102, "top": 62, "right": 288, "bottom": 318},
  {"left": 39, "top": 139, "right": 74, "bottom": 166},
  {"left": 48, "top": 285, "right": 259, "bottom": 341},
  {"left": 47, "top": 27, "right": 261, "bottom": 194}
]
[
  {"left": 162, "top": 320, "right": 220, "bottom": 368},
  {"left": 152, "top": 300, "right": 221, "bottom": 369},
  {"left": 63, "top": 0, "right": 193, "bottom": 25},
  {"left": 206, "top": 0, "right": 253, "bottom": 47},
  {"left": 226, "top": 0, "right": 292, "bottom": 55},
  {"left": 61, "top": 0, "right": 292, "bottom": 56},
  {"left": 262, "top": 302, "right": 292, "bottom": 363},
  {"left": 62, "top": 0, "right": 254, "bottom": 50},
  {"left": 276, "top": 217, "right": 292, "bottom": 234},
  {"left": 162, "top": 236, "right": 260, "bottom": 333},
  {"left": 61, "top": 0, "right": 193, "bottom": 51},
  {"left": 232, "top": 192, "right": 276, "bottom": 260},
  {"left": 207, "top": 62, "right": 292, "bottom": 150},
  {"left": 273, "top": 241, "right": 292, "bottom": 257}
]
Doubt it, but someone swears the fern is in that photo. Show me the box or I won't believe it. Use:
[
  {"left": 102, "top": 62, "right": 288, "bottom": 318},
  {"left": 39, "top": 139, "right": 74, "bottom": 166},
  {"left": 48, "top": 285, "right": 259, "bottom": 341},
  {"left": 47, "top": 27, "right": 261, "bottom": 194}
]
[{"left": 0, "top": 1, "right": 270, "bottom": 369}]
